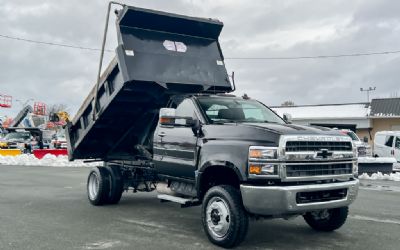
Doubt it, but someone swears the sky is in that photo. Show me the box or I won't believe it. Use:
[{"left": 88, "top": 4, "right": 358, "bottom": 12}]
[{"left": 0, "top": 0, "right": 400, "bottom": 118}]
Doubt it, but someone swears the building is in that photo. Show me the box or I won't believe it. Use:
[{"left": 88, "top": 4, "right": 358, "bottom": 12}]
[
  {"left": 369, "top": 98, "right": 400, "bottom": 139},
  {"left": 272, "top": 97, "right": 400, "bottom": 145}
]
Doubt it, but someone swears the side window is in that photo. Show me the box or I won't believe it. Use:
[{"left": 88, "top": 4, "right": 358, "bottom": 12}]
[
  {"left": 395, "top": 137, "right": 400, "bottom": 149},
  {"left": 385, "top": 136, "right": 394, "bottom": 147},
  {"left": 175, "top": 99, "right": 197, "bottom": 119}
]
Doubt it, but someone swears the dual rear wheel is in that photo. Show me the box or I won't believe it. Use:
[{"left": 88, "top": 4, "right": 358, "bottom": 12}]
[{"left": 87, "top": 166, "right": 124, "bottom": 206}]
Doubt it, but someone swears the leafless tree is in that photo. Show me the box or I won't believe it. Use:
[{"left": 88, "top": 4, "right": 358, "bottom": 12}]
[
  {"left": 46, "top": 103, "right": 69, "bottom": 115},
  {"left": 281, "top": 100, "right": 295, "bottom": 106}
]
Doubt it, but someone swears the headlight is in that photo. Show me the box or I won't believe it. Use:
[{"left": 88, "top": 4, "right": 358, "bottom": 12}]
[
  {"left": 249, "top": 146, "right": 278, "bottom": 160},
  {"left": 352, "top": 162, "right": 358, "bottom": 177},
  {"left": 248, "top": 146, "right": 279, "bottom": 177},
  {"left": 352, "top": 142, "right": 358, "bottom": 158}
]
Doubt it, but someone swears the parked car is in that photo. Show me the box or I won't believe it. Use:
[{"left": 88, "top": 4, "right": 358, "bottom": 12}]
[
  {"left": 374, "top": 131, "right": 400, "bottom": 163},
  {"left": 1, "top": 131, "right": 33, "bottom": 153},
  {"left": 0, "top": 135, "right": 8, "bottom": 148},
  {"left": 51, "top": 131, "right": 67, "bottom": 149},
  {"left": 339, "top": 129, "right": 372, "bottom": 157}
]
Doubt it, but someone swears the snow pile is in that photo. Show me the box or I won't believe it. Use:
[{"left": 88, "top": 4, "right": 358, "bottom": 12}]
[
  {"left": 358, "top": 157, "right": 396, "bottom": 164},
  {"left": 359, "top": 172, "right": 400, "bottom": 182},
  {"left": 0, "top": 154, "right": 102, "bottom": 167}
]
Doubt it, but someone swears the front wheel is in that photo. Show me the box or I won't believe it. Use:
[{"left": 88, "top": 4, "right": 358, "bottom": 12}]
[
  {"left": 202, "top": 185, "right": 249, "bottom": 248},
  {"left": 303, "top": 207, "right": 349, "bottom": 231}
]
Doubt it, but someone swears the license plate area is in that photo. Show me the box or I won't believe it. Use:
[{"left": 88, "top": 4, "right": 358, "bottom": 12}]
[{"left": 296, "top": 188, "right": 347, "bottom": 204}]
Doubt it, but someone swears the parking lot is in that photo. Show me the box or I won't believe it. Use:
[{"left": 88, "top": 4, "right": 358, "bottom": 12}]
[{"left": 1, "top": 165, "right": 399, "bottom": 250}]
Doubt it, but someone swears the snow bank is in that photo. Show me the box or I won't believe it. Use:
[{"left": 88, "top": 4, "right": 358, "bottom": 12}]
[
  {"left": 358, "top": 157, "right": 396, "bottom": 164},
  {"left": 0, "top": 154, "right": 102, "bottom": 167},
  {"left": 359, "top": 172, "right": 400, "bottom": 182}
]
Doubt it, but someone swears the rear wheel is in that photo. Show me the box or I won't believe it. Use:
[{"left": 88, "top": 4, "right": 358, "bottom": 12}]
[
  {"left": 303, "top": 207, "right": 349, "bottom": 231},
  {"left": 87, "top": 167, "right": 110, "bottom": 206},
  {"left": 202, "top": 185, "right": 249, "bottom": 248},
  {"left": 105, "top": 165, "right": 124, "bottom": 204}
]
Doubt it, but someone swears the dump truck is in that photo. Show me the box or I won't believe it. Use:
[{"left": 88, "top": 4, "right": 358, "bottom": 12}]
[{"left": 67, "top": 4, "right": 359, "bottom": 248}]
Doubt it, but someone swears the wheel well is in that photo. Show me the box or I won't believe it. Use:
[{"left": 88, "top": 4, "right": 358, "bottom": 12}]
[{"left": 199, "top": 165, "right": 240, "bottom": 199}]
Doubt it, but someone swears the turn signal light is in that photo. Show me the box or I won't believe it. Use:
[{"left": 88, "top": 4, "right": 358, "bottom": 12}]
[
  {"left": 159, "top": 117, "right": 174, "bottom": 125},
  {"left": 249, "top": 164, "right": 262, "bottom": 174}
]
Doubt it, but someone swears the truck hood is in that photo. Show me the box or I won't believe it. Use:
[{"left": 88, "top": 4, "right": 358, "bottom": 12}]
[
  {"left": 202, "top": 122, "right": 345, "bottom": 146},
  {"left": 242, "top": 123, "right": 341, "bottom": 135}
]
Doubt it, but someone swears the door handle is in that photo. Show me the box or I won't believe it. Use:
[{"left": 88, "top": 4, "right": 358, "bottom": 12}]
[{"left": 158, "top": 132, "right": 166, "bottom": 137}]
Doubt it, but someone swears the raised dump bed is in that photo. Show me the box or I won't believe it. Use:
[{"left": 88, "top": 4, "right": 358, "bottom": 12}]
[{"left": 67, "top": 6, "right": 233, "bottom": 161}]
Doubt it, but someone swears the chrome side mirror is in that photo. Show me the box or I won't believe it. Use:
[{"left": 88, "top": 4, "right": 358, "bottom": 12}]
[{"left": 159, "top": 108, "right": 197, "bottom": 127}]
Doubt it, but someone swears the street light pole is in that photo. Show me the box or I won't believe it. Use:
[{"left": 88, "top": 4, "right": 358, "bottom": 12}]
[{"left": 360, "top": 87, "right": 376, "bottom": 103}]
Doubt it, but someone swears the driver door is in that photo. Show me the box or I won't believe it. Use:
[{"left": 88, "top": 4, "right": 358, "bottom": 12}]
[{"left": 154, "top": 98, "right": 199, "bottom": 180}]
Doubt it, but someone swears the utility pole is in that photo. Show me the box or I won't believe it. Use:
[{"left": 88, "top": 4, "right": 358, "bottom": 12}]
[{"left": 360, "top": 87, "right": 376, "bottom": 103}]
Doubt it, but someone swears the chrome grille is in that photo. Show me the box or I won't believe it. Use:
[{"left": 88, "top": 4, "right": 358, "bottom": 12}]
[
  {"left": 286, "top": 163, "right": 352, "bottom": 177},
  {"left": 285, "top": 141, "right": 352, "bottom": 152}
]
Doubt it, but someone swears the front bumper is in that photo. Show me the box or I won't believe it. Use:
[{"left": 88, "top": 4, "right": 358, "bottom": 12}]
[{"left": 240, "top": 179, "right": 359, "bottom": 216}]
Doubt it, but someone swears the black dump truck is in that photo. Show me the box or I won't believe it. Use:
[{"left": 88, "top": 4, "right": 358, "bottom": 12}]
[{"left": 66, "top": 4, "right": 359, "bottom": 248}]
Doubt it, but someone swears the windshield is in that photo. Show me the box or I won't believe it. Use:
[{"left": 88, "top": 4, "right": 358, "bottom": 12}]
[
  {"left": 5, "top": 132, "right": 31, "bottom": 140},
  {"left": 344, "top": 131, "right": 360, "bottom": 141},
  {"left": 196, "top": 97, "right": 285, "bottom": 124}
]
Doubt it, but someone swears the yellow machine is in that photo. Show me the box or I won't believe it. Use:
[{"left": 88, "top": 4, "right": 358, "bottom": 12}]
[
  {"left": 0, "top": 149, "right": 21, "bottom": 156},
  {"left": 56, "top": 111, "right": 70, "bottom": 123}
]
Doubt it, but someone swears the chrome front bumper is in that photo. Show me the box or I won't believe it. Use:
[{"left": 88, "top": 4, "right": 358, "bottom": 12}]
[{"left": 240, "top": 179, "right": 359, "bottom": 216}]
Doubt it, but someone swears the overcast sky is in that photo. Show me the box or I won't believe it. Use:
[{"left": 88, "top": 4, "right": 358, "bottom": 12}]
[{"left": 1, "top": 0, "right": 399, "bottom": 118}]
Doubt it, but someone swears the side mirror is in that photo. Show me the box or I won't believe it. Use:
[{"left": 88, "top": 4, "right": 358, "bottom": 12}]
[
  {"left": 363, "top": 136, "right": 369, "bottom": 143},
  {"left": 282, "top": 113, "right": 292, "bottom": 124},
  {"left": 159, "top": 108, "right": 197, "bottom": 127}
]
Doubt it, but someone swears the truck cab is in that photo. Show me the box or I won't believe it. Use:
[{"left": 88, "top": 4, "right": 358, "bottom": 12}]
[{"left": 150, "top": 94, "right": 359, "bottom": 246}]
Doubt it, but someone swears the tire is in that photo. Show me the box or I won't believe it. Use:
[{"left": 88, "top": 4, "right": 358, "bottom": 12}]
[
  {"left": 202, "top": 185, "right": 249, "bottom": 248},
  {"left": 87, "top": 167, "right": 110, "bottom": 206},
  {"left": 303, "top": 207, "right": 349, "bottom": 231},
  {"left": 105, "top": 165, "right": 124, "bottom": 204}
]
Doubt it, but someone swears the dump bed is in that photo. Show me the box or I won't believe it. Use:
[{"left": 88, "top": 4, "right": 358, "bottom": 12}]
[{"left": 67, "top": 6, "right": 233, "bottom": 161}]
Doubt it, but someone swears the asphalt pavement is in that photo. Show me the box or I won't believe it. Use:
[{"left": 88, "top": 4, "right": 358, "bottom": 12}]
[{"left": 0, "top": 165, "right": 399, "bottom": 250}]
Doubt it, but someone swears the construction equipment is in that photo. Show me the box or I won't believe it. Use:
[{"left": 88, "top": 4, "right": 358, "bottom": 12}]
[
  {"left": 0, "top": 94, "right": 12, "bottom": 108},
  {"left": 33, "top": 102, "right": 46, "bottom": 116},
  {"left": 9, "top": 105, "right": 33, "bottom": 127}
]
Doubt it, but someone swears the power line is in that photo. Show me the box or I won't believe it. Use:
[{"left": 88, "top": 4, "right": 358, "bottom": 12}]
[
  {"left": 225, "top": 50, "right": 400, "bottom": 60},
  {"left": 1, "top": 33, "right": 400, "bottom": 60},
  {"left": 0, "top": 34, "right": 113, "bottom": 52}
]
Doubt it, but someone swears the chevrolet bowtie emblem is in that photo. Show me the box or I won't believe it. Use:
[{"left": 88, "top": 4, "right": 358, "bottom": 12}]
[{"left": 315, "top": 149, "right": 333, "bottom": 159}]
